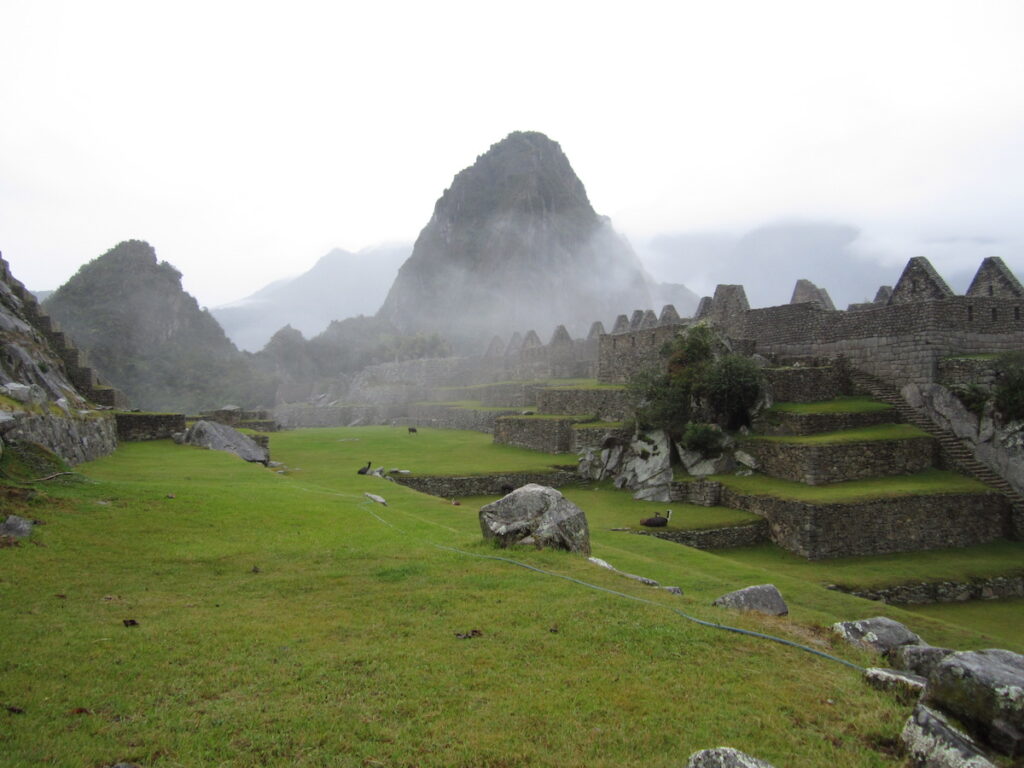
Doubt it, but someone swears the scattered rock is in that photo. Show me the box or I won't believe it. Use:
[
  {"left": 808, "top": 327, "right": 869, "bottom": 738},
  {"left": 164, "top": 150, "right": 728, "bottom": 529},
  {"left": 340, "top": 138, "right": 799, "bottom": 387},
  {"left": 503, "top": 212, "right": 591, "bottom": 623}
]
[
  {"left": 2, "top": 382, "right": 46, "bottom": 405},
  {"left": 734, "top": 450, "right": 757, "bottom": 469},
  {"left": 181, "top": 420, "right": 269, "bottom": 465},
  {"left": 901, "top": 703, "right": 997, "bottom": 768},
  {"left": 864, "top": 667, "right": 927, "bottom": 703},
  {"left": 454, "top": 629, "right": 483, "bottom": 639},
  {"left": 889, "top": 644, "right": 956, "bottom": 678},
  {"left": 926, "top": 649, "right": 1024, "bottom": 757},
  {"left": 662, "top": 586, "right": 684, "bottom": 595},
  {"left": 0, "top": 514, "right": 35, "bottom": 539},
  {"left": 479, "top": 484, "right": 590, "bottom": 555},
  {"left": 831, "top": 616, "right": 922, "bottom": 654},
  {"left": 364, "top": 493, "right": 388, "bottom": 506},
  {"left": 687, "top": 747, "right": 778, "bottom": 767},
  {"left": 713, "top": 584, "right": 788, "bottom": 616}
]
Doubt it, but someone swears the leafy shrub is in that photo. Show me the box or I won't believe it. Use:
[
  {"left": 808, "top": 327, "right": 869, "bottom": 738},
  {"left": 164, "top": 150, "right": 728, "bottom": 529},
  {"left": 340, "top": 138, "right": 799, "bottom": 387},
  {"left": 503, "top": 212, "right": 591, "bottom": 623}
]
[
  {"left": 680, "top": 423, "right": 723, "bottom": 457},
  {"left": 951, "top": 384, "right": 989, "bottom": 418},
  {"left": 994, "top": 352, "right": 1024, "bottom": 422},
  {"left": 626, "top": 325, "right": 763, "bottom": 434},
  {"left": 701, "top": 354, "right": 763, "bottom": 429}
]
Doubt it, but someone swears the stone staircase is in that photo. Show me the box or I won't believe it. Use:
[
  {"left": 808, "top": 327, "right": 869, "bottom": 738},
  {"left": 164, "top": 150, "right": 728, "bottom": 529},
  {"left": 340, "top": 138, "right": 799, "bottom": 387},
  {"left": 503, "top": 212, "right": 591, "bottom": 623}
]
[
  {"left": 0, "top": 256, "right": 129, "bottom": 408},
  {"left": 849, "top": 369, "right": 1024, "bottom": 521}
]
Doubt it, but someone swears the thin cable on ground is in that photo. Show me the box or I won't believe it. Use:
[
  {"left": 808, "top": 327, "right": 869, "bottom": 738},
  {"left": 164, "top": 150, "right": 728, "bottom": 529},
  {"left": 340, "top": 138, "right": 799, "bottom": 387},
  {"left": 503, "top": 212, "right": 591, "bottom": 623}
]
[{"left": 361, "top": 501, "right": 865, "bottom": 673}]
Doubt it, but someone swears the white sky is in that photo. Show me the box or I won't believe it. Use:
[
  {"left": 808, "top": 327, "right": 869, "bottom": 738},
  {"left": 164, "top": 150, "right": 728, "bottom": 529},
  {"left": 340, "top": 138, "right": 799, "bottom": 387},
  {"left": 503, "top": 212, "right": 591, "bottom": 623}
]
[{"left": 2, "top": 0, "right": 1023, "bottom": 307}]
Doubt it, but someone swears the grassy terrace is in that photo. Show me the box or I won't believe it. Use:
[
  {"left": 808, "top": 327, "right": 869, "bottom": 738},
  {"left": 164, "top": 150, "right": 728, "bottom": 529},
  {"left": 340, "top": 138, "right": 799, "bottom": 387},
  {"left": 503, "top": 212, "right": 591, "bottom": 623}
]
[
  {"left": 710, "top": 468, "right": 990, "bottom": 503},
  {"left": 1, "top": 426, "right": 1021, "bottom": 766},
  {"left": 416, "top": 399, "right": 530, "bottom": 412},
  {"left": 746, "top": 424, "right": 930, "bottom": 444},
  {"left": 765, "top": 397, "right": 894, "bottom": 415}
]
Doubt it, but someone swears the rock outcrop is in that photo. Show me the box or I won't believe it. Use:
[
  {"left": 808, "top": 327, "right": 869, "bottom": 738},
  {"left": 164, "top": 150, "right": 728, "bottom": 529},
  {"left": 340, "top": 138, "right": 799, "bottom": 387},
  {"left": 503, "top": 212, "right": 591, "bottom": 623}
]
[
  {"left": 179, "top": 420, "right": 270, "bottom": 465},
  {"left": 378, "top": 131, "right": 652, "bottom": 349}
]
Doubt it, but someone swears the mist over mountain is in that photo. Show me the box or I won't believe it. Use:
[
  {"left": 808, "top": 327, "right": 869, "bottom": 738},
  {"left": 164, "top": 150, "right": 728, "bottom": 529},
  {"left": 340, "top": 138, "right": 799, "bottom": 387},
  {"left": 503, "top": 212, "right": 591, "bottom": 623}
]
[
  {"left": 377, "top": 131, "right": 653, "bottom": 350},
  {"left": 213, "top": 243, "right": 410, "bottom": 352},
  {"left": 43, "top": 240, "right": 273, "bottom": 411},
  {"left": 637, "top": 221, "right": 899, "bottom": 309}
]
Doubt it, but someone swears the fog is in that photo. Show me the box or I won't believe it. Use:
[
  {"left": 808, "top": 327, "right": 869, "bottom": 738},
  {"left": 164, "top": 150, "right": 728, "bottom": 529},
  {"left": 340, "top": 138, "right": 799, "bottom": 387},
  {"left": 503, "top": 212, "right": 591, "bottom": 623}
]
[{"left": 636, "top": 221, "right": 1024, "bottom": 310}]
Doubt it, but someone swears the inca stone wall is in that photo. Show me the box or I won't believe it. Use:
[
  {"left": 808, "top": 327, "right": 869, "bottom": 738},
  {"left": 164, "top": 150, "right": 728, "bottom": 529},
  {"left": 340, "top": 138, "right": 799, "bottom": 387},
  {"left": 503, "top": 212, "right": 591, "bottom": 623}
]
[
  {"left": 115, "top": 412, "right": 187, "bottom": 442},
  {"left": 492, "top": 417, "right": 578, "bottom": 454},
  {"left": 752, "top": 408, "right": 897, "bottom": 436},
  {"left": 936, "top": 357, "right": 999, "bottom": 389},
  {"left": 1, "top": 411, "right": 117, "bottom": 466},
  {"left": 763, "top": 366, "right": 849, "bottom": 403},
  {"left": 536, "top": 387, "right": 628, "bottom": 419},
  {"left": 393, "top": 469, "right": 577, "bottom": 498},
  {"left": 597, "top": 324, "right": 684, "bottom": 384},
  {"left": 844, "top": 575, "right": 1024, "bottom": 605},
  {"left": 634, "top": 521, "right": 770, "bottom": 550},
  {"left": 740, "top": 436, "right": 937, "bottom": 485},
  {"left": 720, "top": 488, "right": 1009, "bottom": 559}
]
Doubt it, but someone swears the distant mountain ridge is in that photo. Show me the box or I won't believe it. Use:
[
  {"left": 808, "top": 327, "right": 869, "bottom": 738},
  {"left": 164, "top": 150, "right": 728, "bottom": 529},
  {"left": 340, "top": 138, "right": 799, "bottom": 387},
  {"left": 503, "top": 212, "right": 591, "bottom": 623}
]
[
  {"left": 43, "top": 240, "right": 273, "bottom": 411},
  {"left": 213, "top": 243, "right": 411, "bottom": 352},
  {"left": 377, "top": 131, "right": 654, "bottom": 349}
]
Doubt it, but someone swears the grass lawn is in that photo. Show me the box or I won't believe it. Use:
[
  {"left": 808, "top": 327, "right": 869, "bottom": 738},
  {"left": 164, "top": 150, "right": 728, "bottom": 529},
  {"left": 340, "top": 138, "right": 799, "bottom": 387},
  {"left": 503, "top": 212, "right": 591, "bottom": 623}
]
[
  {"left": 418, "top": 400, "right": 528, "bottom": 412},
  {"left": 0, "top": 428, "right": 1016, "bottom": 767},
  {"left": 766, "top": 397, "right": 895, "bottom": 415},
  {"left": 901, "top": 598, "right": 1024, "bottom": 652},
  {"left": 746, "top": 424, "right": 930, "bottom": 444},
  {"left": 714, "top": 468, "right": 990, "bottom": 503}
]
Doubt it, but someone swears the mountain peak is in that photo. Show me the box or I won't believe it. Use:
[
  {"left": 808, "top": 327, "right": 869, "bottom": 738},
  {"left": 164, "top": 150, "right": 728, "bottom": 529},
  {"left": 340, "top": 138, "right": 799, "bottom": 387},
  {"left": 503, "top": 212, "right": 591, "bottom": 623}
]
[{"left": 378, "top": 132, "right": 650, "bottom": 347}]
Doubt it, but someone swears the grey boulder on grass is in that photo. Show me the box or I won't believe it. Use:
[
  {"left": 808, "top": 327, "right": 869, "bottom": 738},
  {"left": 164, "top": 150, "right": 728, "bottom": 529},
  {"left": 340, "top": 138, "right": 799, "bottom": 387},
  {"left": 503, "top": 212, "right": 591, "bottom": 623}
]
[{"left": 478, "top": 484, "right": 590, "bottom": 555}]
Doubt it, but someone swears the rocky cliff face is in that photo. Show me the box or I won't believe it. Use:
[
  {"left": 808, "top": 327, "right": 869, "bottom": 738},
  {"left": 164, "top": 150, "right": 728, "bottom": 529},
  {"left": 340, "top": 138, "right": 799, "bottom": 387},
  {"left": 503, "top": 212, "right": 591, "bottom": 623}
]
[
  {"left": 44, "top": 240, "right": 274, "bottom": 412},
  {"left": 0, "top": 255, "right": 117, "bottom": 465},
  {"left": 377, "top": 131, "right": 652, "bottom": 350}
]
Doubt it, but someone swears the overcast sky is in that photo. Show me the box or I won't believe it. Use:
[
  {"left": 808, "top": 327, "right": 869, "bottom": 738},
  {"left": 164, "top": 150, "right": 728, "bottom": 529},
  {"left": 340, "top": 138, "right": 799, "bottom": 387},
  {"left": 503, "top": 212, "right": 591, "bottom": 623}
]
[{"left": 3, "top": 0, "right": 1023, "bottom": 309}]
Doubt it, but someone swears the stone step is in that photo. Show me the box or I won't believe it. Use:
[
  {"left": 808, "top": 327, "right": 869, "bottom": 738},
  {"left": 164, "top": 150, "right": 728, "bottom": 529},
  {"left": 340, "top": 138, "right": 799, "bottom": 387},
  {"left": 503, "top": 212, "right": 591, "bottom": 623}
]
[{"left": 850, "top": 369, "right": 1024, "bottom": 513}]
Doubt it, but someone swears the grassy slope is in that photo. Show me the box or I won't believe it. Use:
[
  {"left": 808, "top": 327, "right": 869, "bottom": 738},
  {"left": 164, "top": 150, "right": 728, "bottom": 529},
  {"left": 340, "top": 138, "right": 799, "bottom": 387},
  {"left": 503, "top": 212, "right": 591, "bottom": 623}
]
[
  {"left": 747, "top": 424, "right": 930, "bottom": 444},
  {"left": 0, "top": 427, "right": 1017, "bottom": 767},
  {"left": 714, "top": 468, "right": 989, "bottom": 503},
  {"left": 766, "top": 397, "right": 894, "bottom": 415}
]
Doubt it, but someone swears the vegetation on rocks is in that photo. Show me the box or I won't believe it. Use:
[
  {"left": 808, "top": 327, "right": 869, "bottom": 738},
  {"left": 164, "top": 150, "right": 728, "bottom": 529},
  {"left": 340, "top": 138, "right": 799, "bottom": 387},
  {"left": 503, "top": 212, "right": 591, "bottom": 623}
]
[{"left": 627, "top": 324, "right": 763, "bottom": 434}]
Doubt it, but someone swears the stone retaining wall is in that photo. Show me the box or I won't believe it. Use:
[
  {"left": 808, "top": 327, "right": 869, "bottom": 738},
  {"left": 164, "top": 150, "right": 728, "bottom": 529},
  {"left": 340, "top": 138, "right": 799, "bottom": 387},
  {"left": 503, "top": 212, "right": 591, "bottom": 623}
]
[
  {"left": 741, "top": 436, "right": 937, "bottom": 485},
  {"left": 274, "top": 403, "right": 408, "bottom": 428},
  {"left": 493, "top": 417, "right": 578, "bottom": 453},
  {"left": 115, "top": 412, "right": 187, "bottom": 442},
  {"left": 843, "top": 575, "right": 1024, "bottom": 605},
  {"left": 408, "top": 404, "right": 520, "bottom": 433},
  {"left": 763, "top": 366, "right": 848, "bottom": 403},
  {"left": 1, "top": 411, "right": 117, "bottom": 466},
  {"left": 720, "top": 488, "right": 1009, "bottom": 559},
  {"left": 597, "top": 324, "right": 685, "bottom": 384},
  {"left": 572, "top": 425, "right": 631, "bottom": 452},
  {"left": 751, "top": 408, "right": 898, "bottom": 436},
  {"left": 937, "top": 357, "right": 999, "bottom": 389},
  {"left": 633, "top": 521, "right": 770, "bottom": 550},
  {"left": 394, "top": 470, "right": 578, "bottom": 498},
  {"left": 537, "top": 387, "right": 628, "bottom": 419}
]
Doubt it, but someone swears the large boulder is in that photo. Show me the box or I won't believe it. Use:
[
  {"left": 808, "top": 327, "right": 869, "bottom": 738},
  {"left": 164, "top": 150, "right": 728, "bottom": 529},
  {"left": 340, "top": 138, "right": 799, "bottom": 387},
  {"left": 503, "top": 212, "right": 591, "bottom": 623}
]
[
  {"left": 901, "top": 704, "right": 998, "bottom": 768},
  {"left": 831, "top": 616, "right": 922, "bottom": 654},
  {"left": 687, "top": 747, "right": 777, "bottom": 767},
  {"left": 182, "top": 420, "right": 269, "bottom": 465},
  {"left": 712, "top": 584, "right": 788, "bottom": 616},
  {"left": 926, "top": 649, "right": 1024, "bottom": 757},
  {"left": 479, "top": 484, "right": 590, "bottom": 555}
]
